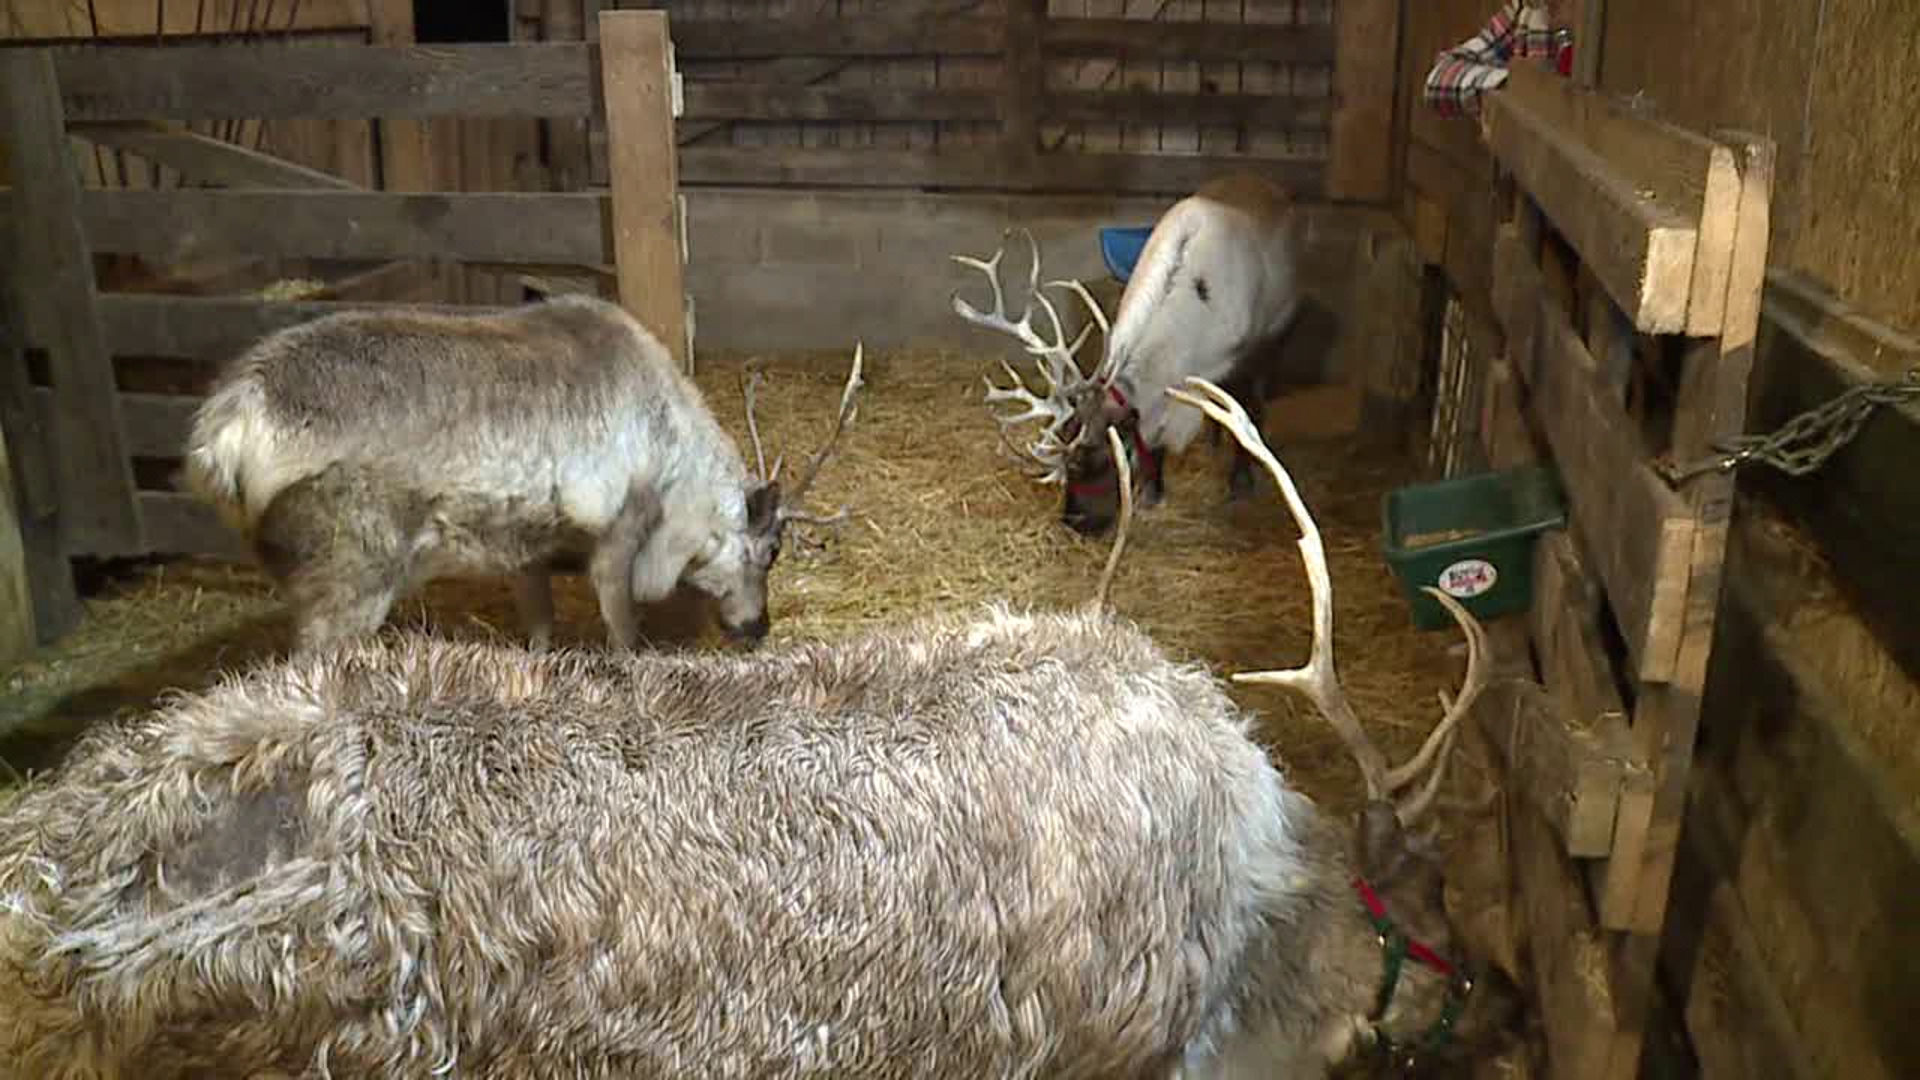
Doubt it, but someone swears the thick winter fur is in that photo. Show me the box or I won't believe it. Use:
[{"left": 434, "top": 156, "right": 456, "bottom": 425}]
[
  {"left": 182, "top": 295, "right": 781, "bottom": 651},
  {"left": 0, "top": 604, "right": 1471, "bottom": 1080},
  {"left": 1063, "top": 173, "right": 1309, "bottom": 535}
]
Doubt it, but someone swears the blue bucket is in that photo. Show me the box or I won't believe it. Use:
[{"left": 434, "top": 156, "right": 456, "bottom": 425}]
[{"left": 1099, "top": 226, "right": 1154, "bottom": 283}]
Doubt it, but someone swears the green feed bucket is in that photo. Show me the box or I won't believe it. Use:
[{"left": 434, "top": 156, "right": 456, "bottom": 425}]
[{"left": 1382, "top": 464, "right": 1568, "bottom": 631}]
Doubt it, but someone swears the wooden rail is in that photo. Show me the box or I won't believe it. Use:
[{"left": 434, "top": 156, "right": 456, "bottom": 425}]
[
  {"left": 1474, "top": 63, "right": 1777, "bottom": 1080},
  {"left": 0, "top": 14, "right": 687, "bottom": 644}
]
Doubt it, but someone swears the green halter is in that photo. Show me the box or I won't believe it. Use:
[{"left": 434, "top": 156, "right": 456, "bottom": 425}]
[{"left": 1351, "top": 877, "right": 1475, "bottom": 1071}]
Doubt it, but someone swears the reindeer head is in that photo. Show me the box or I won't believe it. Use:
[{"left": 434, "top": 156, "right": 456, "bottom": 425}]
[
  {"left": 1168, "top": 377, "right": 1504, "bottom": 1070},
  {"left": 950, "top": 230, "right": 1136, "bottom": 535},
  {"left": 710, "top": 345, "right": 865, "bottom": 644}
]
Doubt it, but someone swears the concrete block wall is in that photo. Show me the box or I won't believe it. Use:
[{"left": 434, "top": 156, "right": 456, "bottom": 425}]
[{"left": 679, "top": 188, "right": 1423, "bottom": 410}]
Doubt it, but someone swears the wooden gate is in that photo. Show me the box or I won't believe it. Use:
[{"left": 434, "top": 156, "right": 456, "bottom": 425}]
[
  {"left": 0, "top": 12, "right": 687, "bottom": 643},
  {"left": 1473, "top": 63, "right": 1775, "bottom": 1079}
]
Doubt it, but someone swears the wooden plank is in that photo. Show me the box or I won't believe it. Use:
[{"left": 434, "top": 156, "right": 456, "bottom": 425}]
[
  {"left": 599, "top": 10, "right": 688, "bottom": 372},
  {"left": 1527, "top": 531, "right": 1647, "bottom": 857},
  {"left": 1500, "top": 64, "right": 1741, "bottom": 336},
  {"left": 1601, "top": 134, "right": 1774, "bottom": 936},
  {"left": 541, "top": 0, "right": 592, "bottom": 189},
  {"left": 32, "top": 389, "right": 193, "bottom": 461},
  {"left": 75, "top": 189, "right": 610, "bottom": 267},
  {"left": 1683, "top": 884, "right": 1816, "bottom": 1080},
  {"left": 1041, "top": 19, "right": 1334, "bottom": 64},
  {"left": 365, "top": 0, "right": 436, "bottom": 196},
  {"left": 1327, "top": 0, "right": 1396, "bottom": 201},
  {"left": 999, "top": 1, "right": 1044, "bottom": 187},
  {"left": 669, "top": 15, "right": 1002, "bottom": 59},
  {"left": 1510, "top": 800, "right": 1641, "bottom": 1080},
  {"left": 52, "top": 42, "right": 597, "bottom": 121},
  {"left": 681, "top": 83, "right": 997, "bottom": 123},
  {"left": 0, "top": 27, "right": 371, "bottom": 50},
  {"left": 1493, "top": 226, "right": 1693, "bottom": 685},
  {"left": 138, "top": 491, "right": 246, "bottom": 560},
  {"left": 84, "top": 294, "right": 498, "bottom": 364},
  {"left": 0, "top": 300, "right": 79, "bottom": 643},
  {"left": 676, "top": 147, "right": 1326, "bottom": 196},
  {"left": 1676, "top": 502, "right": 1920, "bottom": 1080},
  {"left": 1484, "top": 69, "right": 1698, "bottom": 334},
  {"left": 1, "top": 49, "right": 142, "bottom": 558},
  {"left": 1477, "top": 673, "right": 1634, "bottom": 863},
  {"left": 70, "top": 121, "right": 357, "bottom": 189},
  {"left": 1042, "top": 90, "right": 1332, "bottom": 130},
  {"left": 1748, "top": 270, "right": 1920, "bottom": 682}
]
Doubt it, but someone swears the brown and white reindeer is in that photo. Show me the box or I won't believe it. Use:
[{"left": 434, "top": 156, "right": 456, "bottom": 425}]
[
  {"left": 952, "top": 172, "right": 1314, "bottom": 535},
  {"left": 2, "top": 375, "right": 1507, "bottom": 1079},
  {"left": 181, "top": 294, "right": 863, "bottom": 653}
]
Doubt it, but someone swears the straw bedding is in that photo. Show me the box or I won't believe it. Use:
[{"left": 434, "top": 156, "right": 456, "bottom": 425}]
[{"left": 0, "top": 347, "right": 1481, "bottom": 817}]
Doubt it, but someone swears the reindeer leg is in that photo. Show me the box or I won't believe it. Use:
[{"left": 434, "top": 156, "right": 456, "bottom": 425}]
[
  {"left": 1226, "top": 376, "right": 1267, "bottom": 501},
  {"left": 590, "top": 483, "right": 665, "bottom": 652},
  {"left": 513, "top": 568, "right": 556, "bottom": 652}
]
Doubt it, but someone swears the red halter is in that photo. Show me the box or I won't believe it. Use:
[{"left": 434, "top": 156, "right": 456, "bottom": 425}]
[{"left": 1066, "top": 384, "right": 1157, "bottom": 499}]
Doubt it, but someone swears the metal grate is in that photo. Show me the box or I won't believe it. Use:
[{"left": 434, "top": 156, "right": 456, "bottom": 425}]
[{"left": 1425, "top": 294, "right": 1483, "bottom": 478}]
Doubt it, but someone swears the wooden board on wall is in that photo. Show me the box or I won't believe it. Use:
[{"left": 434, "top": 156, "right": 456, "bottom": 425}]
[{"left": 1327, "top": 0, "right": 1396, "bottom": 201}]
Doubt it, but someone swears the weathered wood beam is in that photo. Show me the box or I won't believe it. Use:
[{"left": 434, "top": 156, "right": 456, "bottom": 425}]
[
  {"left": 681, "top": 83, "right": 997, "bottom": 124},
  {"left": 676, "top": 147, "right": 1325, "bottom": 196},
  {"left": 75, "top": 189, "right": 611, "bottom": 267},
  {"left": 599, "top": 10, "right": 689, "bottom": 371},
  {"left": 69, "top": 121, "right": 358, "bottom": 189},
  {"left": 1484, "top": 68, "right": 1702, "bottom": 334},
  {"left": 54, "top": 42, "right": 597, "bottom": 121},
  {"left": 1, "top": 49, "right": 142, "bottom": 558},
  {"left": 1493, "top": 225, "right": 1694, "bottom": 686},
  {"left": 1041, "top": 18, "right": 1334, "bottom": 64},
  {"left": 669, "top": 15, "right": 1002, "bottom": 59}
]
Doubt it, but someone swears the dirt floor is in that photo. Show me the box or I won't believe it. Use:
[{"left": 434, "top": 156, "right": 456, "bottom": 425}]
[{"left": 0, "top": 347, "right": 1491, "bottom": 824}]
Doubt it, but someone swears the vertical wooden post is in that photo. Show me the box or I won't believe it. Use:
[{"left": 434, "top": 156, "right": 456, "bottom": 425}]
[
  {"left": 0, "top": 308, "right": 80, "bottom": 644},
  {"left": 367, "top": 0, "right": 436, "bottom": 193},
  {"left": 998, "top": 0, "right": 1044, "bottom": 189},
  {"left": 1, "top": 49, "right": 142, "bottom": 560},
  {"left": 543, "top": 0, "right": 593, "bottom": 191},
  {"left": 1328, "top": 0, "right": 1398, "bottom": 200},
  {"left": 600, "top": 9, "right": 691, "bottom": 374}
]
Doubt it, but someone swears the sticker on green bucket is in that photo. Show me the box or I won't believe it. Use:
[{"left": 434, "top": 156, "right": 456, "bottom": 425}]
[{"left": 1438, "top": 558, "right": 1498, "bottom": 599}]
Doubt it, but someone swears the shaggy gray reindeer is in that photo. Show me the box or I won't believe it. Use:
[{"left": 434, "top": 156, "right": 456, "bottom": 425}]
[
  {"left": 953, "top": 172, "right": 1317, "bottom": 536},
  {"left": 1, "top": 379, "right": 1497, "bottom": 1079},
  {"left": 181, "top": 294, "right": 864, "bottom": 651}
]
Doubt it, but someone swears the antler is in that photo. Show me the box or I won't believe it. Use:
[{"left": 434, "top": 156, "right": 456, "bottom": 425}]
[
  {"left": 777, "top": 343, "right": 866, "bottom": 534},
  {"left": 1165, "top": 376, "right": 1489, "bottom": 828},
  {"left": 950, "top": 228, "right": 1110, "bottom": 483}
]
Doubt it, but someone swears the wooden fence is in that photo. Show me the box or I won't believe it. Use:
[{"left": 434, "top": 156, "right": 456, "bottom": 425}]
[
  {"left": 572, "top": 0, "right": 1394, "bottom": 200},
  {"left": 1468, "top": 64, "right": 1777, "bottom": 1080},
  {"left": 0, "top": 12, "right": 688, "bottom": 642}
]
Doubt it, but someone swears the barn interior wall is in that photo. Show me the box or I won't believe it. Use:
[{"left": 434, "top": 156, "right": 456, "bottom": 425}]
[
  {"left": 1598, "top": 0, "right": 1920, "bottom": 350},
  {"left": 678, "top": 188, "right": 1422, "bottom": 424}
]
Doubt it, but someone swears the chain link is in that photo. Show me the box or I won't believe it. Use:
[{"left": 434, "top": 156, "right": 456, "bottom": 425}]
[{"left": 1662, "top": 365, "right": 1920, "bottom": 483}]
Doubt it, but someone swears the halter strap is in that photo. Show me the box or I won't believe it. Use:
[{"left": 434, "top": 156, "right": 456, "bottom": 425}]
[
  {"left": 1351, "top": 876, "right": 1474, "bottom": 1069},
  {"left": 1066, "top": 383, "right": 1157, "bottom": 498}
]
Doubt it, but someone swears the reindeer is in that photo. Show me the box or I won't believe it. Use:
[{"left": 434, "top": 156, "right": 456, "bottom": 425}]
[
  {"left": 180, "top": 295, "right": 863, "bottom": 653},
  {"left": 2, "top": 378, "right": 1500, "bottom": 1079},
  {"left": 953, "top": 172, "right": 1313, "bottom": 536}
]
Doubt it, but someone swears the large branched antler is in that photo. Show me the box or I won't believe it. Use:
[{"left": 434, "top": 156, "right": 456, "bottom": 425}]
[
  {"left": 740, "top": 344, "right": 867, "bottom": 547},
  {"left": 950, "top": 228, "right": 1111, "bottom": 484},
  {"left": 1165, "top": 376, "right": 1489, "bottom": 829}
]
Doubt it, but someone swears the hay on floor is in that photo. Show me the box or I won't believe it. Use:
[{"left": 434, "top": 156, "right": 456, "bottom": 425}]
[{"left": 0, "top": 348, "right": 1483, "bottom": 816}]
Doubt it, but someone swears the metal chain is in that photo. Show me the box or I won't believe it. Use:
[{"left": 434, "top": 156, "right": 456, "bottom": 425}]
[{"left": 1662, "top": 365, "right": 1920, "bottom": 483}]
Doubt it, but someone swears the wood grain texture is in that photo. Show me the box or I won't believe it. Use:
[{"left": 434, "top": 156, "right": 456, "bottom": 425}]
[
  {"left": 1327, "top": 0, "right": 1396, "bottom": 201},
  {"left": 71, "top": 121, "right": 358, "bottom": 189},
  {"left": 76, "top": 189, "right": 611, "bottom": 266},
  {"left": 1493, "top": 227, "right": 1693, "bottom": 686},
  {"left": 1485, "top": 69, "right": 1698, "bottom": 334},
  {"left": 54, "top": 41, "right": 597, "bottom": 121},
  {"left": 1, "top": 49, "right": 143, "bottom": 558},
  {"left": 600, "top": 10, "right": 688, "bottom": 370},
  {"left": 677, "top": 147, "right": 1324, "bottom": 196}
]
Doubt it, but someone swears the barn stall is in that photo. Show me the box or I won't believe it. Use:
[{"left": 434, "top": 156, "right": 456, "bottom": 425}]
[{"left": 0, "top": 1, "right": 1915, "bottom": 1077}]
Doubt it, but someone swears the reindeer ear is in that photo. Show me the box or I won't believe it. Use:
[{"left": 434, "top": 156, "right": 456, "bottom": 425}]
[{"left": 745, "top": 482, "right": 781, "bottom": 532}]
